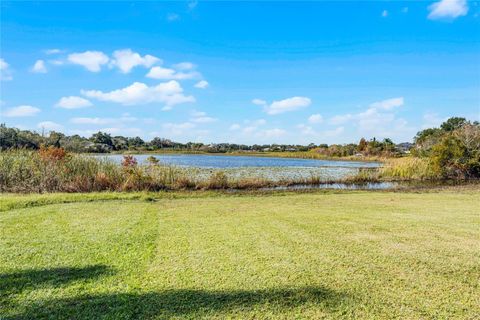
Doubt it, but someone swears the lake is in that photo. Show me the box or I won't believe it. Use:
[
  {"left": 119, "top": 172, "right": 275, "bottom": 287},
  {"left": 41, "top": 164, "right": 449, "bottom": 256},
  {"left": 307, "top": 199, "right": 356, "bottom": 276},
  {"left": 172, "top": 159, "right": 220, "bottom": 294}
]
[
  {"left": 96, "top": 154, "right": 381, "bottom": 183},
  {"left": 97, "top": 153, "right": 380, "bottom": 169}
]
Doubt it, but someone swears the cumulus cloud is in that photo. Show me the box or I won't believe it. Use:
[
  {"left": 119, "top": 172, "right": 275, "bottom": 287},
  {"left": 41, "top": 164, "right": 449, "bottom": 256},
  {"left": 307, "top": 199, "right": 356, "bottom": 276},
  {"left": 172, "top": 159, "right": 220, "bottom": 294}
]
[
  {"left": 190, "top": 110, "right": 217, "bottom": 123},
  {"left": 110, "top": 49, "right": 160, "bottom": 73},
  {"left": 369, "top": 97, "right": 404, "bottom": 110},
  {"left": 31, "top": 60, "right": 47, "bottom": 73},
  {"left": 68, "top": 51, "right": 110, "bottom": 72},
  {"left": 428, "top": 0, "right": 468, "bottom": 20},
  {"left": 308, "top": 114, "right": 323, "bottom": 124},
  {"left": 55, "top": 96, "right": 93, "bottom": 109},
  {"left": 146, "top": 66, "right": 199, "bottom": 80},
  {"left": 0, "top": 58, "right": 13, "bottom": 81},
  {"left": 70, "top": 114, "right": 136, "bottom": 125},
  {"left": 81, "top": 80, "right": 195, "bottom": 110},
  {"left": 254, "top": 96, "right": 312, "bottom": 115},
  {"left": 328, "top": 97, "right": 413, "bottom": 140},
  {"left": 3, "top": 105, "right": 40, "bottom": 117},
  {"left": 37, "top": 121, "right": 64, "bottom": 131},
  {"left": 229, "top": 124, "right": 241, "bottom": 130},
  {"left": 194, "top": 80, "right": 209, "bottom": 89},
  {"left": 174, "top": 62, "right": 195, "bottom": 70}
]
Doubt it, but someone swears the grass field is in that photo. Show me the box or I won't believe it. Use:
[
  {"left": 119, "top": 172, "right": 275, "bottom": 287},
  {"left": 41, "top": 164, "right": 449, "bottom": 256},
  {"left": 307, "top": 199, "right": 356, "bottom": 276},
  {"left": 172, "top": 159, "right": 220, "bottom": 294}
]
[{"left": 1, "top": 190, "right": 479, "bottom": 319}]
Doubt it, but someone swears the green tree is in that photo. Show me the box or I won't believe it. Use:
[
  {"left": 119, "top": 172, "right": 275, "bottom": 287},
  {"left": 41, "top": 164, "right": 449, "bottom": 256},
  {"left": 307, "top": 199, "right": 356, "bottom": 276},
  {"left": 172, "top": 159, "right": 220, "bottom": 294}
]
[
  {"left": 90, "top": 132, "right": 113, "bottom": 147},
  {"left": 440, "top": 117, "right": 467, "bottom": 132}
]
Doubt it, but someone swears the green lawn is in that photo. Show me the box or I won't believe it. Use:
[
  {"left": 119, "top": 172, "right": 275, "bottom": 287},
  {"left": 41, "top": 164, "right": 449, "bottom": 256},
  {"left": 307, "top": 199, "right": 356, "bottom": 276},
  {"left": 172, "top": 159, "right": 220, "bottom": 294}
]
[{"left": 1, "top": 190, "right": 479, "bottom": 319}]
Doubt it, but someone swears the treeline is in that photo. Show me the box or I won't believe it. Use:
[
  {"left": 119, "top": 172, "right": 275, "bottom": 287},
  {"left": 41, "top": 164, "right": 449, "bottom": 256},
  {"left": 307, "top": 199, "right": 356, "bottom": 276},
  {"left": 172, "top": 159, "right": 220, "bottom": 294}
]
[
  {"left": 0, "top": 124, "right": 410, "bottom": 156},
  {"left": 1, "top": 117, "right": 478, "bottom": 169}
]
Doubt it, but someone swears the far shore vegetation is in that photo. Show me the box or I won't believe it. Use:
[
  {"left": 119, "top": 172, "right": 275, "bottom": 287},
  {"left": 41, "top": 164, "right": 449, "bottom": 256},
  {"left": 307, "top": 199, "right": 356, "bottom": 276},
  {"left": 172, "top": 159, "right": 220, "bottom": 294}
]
[{"left": 1, "top": 117, "right": 478, "bottom": 193}]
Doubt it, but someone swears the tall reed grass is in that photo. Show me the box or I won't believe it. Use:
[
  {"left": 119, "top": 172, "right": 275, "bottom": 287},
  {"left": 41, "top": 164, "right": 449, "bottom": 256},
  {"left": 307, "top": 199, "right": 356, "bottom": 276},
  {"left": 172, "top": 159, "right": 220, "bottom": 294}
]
[
  {"left": 0, "top": 149, "right": 342, "bottom": 193},
  {"left": 378, "top": 157, "right": 439, "bottom": 181},
  {"left": 1, "top": 149, "right": 444, "bottom": 193}
]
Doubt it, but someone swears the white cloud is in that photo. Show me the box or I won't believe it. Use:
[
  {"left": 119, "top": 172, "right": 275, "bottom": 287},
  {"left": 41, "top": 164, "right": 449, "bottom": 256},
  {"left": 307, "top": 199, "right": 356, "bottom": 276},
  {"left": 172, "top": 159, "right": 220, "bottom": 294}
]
[
  {"left": 68, "top": 51, "right": 109, "bottom": 72},
  {"left": 146, "top": 66, "right": 199, "bottom": 80},
  {"left": 369, "top": 97, "right": 404, "bottom": 110},
  {"left": 229, "top": 124, "right": 241, "bottom": 130},
  {"left": 190, "top": 110, "right": 217, "bottom": 123},
  {"left": 328, "top": 97, "right": 413, "bottom": 140},
  {"left": 110, "top": 49, "right": 160, "bottom": 73},
  {"left": 174, "top": 62, "right": 195, "bottom": 70},
  {"left": 259, "top": 96, "right": 311, "bottom": 115},
  {"left": 49, "top": 59, "right": 65, "bottom": 66},
  {"left": 194, "top": 80, "right": 209, "bottom": 89},
  {"left": 81, "top": 80, "right": 195, "bottom": 110},
  {"left": 70, "top": 114, "right": 136, "bottom": 125},
  {"left": 37, "top": 121, "right": 64, "bottom": 131},
  {"left": 191, "top": 110, "right": 206, "bottom": 117},
  {"left": 252, "top": 99, "right": 267, "bottom": 106},
  {"left": 31, "top": 60, "right": 47, "bottom": 73},
  {"left": 146, "top": 66, "right": 176, "bottom": 79},
  {"left": 382, "top": 10, "right": 388, "bottom": 17},
  {"left": 428, "top": 0, "right": 468, "bottom": 20},
  {"left": 0, "top": 58, "right": 13, "bottom": 81},
  {"left": 3, "top": 105, "right": 40, "bottom": 117},
  {"left": 55, "top": 96, "right": 93, "bottom": 109},
  {"left": 308, "top": 114, "right": 323, "bottom": 124}
]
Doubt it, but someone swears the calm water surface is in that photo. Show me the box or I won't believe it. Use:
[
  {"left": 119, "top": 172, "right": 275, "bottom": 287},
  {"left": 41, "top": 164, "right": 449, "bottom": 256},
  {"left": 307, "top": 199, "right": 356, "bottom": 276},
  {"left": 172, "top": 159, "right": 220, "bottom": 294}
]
[
  {"left": 98, "top": 154, "right": 380, "bottom": 169},
  {"left": 96, "top": 154, "right": 382, "bottom": 186}
]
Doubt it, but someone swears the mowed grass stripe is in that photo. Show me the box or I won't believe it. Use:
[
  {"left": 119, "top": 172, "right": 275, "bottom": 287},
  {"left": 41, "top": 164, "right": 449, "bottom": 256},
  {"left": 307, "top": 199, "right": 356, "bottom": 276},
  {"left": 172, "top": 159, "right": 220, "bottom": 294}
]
[{"left": 0, "top": 191, "right": 479, "bottom": 319}]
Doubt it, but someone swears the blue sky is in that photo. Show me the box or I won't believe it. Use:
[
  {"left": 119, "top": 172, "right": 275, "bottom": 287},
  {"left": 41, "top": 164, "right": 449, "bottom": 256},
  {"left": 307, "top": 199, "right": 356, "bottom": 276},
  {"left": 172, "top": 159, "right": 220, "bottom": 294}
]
[{"left": 1, "top": 0, "right": 479, "bottom": 144}]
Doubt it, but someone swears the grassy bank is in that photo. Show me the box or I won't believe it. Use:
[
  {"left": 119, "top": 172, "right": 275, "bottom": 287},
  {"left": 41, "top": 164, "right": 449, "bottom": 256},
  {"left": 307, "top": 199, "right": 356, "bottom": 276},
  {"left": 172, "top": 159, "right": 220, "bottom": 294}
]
[{"left": 1, "top": 190, "right": 479, "bottom": 319}]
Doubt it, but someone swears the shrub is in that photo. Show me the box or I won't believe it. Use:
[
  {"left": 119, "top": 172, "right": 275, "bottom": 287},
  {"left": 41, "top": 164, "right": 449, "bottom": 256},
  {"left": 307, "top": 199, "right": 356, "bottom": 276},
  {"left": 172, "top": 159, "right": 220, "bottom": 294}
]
[
  {"left": 38, "top": 146, "right": 67, "bottom": 162},
  {"left": 430, "top": 124, "right": 480, "bottom": 179}
]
